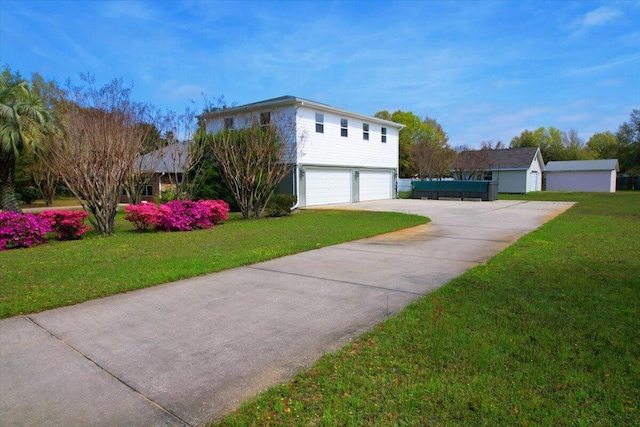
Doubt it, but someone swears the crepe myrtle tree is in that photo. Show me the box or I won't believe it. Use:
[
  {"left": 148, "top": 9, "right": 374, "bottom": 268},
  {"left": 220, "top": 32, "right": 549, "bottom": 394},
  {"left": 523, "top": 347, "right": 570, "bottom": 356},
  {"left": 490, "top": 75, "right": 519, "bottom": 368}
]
[
  {"left": 206, "top": 111, "right": 302, "bottom": 219},
  {"left": 48, "top": 75, "right": 152, "bottom": 236},
  {"left": 157, "top": 107, "right": 208, "bottom": 201},
  {"left": 121, "top": 120, "right": 165, "bottom": 205},
  {"left": 451, "top": 146, "right": 492, "bottom": 181}
]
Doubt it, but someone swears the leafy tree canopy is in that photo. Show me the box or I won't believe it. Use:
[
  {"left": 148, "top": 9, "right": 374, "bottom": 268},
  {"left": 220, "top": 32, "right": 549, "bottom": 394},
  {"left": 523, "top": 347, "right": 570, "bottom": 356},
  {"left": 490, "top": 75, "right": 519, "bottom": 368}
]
[{"left": 375, "top": 110, "right": 449, "bottom": 177}]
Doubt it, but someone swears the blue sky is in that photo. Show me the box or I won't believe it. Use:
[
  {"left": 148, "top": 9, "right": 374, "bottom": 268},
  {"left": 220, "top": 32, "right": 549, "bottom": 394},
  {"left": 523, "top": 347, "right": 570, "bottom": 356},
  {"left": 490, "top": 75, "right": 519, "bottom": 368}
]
[{"left": 1, "top": 0, "right": 639, "bottom": 148}]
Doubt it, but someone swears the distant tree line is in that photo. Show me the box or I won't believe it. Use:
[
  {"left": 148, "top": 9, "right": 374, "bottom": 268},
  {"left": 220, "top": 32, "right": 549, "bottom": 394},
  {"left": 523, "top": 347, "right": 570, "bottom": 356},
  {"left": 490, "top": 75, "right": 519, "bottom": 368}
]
[{"left": 375, "top": 108, "right": 640, "bottom": 178}]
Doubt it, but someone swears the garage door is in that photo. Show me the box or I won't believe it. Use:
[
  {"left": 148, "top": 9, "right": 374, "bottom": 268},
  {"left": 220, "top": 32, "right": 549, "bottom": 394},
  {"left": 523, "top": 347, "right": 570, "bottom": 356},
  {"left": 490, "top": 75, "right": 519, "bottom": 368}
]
[
  {"left": 305, "top": 169, "right": 352, "bottom": 206},
  {"left": 359, "top": 171, "right": 392, "bottom": 201}
]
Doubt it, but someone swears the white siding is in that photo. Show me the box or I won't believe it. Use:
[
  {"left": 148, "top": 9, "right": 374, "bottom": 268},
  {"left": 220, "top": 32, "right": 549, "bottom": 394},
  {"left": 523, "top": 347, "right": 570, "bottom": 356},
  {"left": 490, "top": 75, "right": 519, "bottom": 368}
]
[
  {"left": 204, "top": 106, "right": 299, "bottom": 163},
  {"left": 359, "top": 171, "right": 393, "bottom": 201},
  {"left": 305, "top": 169, "right": 352, "bottom": 206},
  {"left": 296, "top": 106, "right": 399, "bottom": 169},
  {"left": 546, "top": 171, "right": 616, "bottom": 192}
]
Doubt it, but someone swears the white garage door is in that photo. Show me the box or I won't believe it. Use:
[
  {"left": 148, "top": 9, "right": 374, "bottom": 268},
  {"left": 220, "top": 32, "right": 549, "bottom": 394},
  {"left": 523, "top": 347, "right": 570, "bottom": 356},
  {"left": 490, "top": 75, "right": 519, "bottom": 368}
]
[
  {"left": 305, "top": 169, "right": 352, "bottom": 206},
  {"left": 359, "top": 171, "right": 392, "bottom": 201}
]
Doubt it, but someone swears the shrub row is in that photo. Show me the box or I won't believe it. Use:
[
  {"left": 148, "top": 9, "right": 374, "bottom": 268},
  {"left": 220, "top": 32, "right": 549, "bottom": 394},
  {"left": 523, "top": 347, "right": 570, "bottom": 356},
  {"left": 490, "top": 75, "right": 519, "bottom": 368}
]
[
  {"left": 0, "top": 210, "right": 91, "bottom": 251},
  {"left": 124, "top": 199, "right": 230, "bottom": 232}
]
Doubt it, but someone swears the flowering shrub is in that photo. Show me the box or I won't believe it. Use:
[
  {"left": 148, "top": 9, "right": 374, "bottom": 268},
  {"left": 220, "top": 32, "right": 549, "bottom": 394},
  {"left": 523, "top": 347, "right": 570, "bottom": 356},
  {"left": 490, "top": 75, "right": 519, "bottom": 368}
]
[
  {"left": 0, "top": 211, "right": 52, "bottom": 250},
  {"left": 124, "top": 203, "right": 163, "bottom": 231},
  {"left": 39, "top": 210, "right": 92, "bottom": 240},
  {"left": 157, "top": 200, "right": 212, "bottom": 231},
  {"left": 198, "top": 199, "right": 230, "bottom": 224},
  {"left": 124, "top": 199, "right": 230, "bottom": 232}
]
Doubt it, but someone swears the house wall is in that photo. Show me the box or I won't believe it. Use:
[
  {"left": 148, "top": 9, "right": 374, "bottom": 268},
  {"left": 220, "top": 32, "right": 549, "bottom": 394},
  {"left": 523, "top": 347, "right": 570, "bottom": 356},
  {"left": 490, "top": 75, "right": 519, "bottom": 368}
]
[
  {"left": 494, "top": 170, "right": 526, "bottom": 193},
  {"left": 295, "top": 105, "right": 399, "bottom": 169},
  {"left": 204, "top": 106, "right": 300, "bottom": 163},
  {"left": 546, "top": 170, "right": 616, "bottom": 192}
]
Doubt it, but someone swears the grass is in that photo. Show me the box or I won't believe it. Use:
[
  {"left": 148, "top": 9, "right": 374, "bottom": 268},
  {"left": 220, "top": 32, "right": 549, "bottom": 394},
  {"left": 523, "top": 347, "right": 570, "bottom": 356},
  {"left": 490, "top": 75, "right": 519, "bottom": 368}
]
[
  {"left": 0, "top": 209, "right": 428, "bottom": 318},
  {"left": 211, "top": 192, "right": 640, "bottom": 426},
  {"left": 20, "top": 197, "right": 83, "bottom": 209}
]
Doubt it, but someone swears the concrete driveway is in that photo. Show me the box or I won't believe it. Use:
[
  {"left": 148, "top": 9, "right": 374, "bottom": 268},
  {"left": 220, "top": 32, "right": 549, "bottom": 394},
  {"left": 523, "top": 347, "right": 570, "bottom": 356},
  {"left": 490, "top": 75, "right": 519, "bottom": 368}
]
[{"left": 0, "top": 199, "right": 573, "bottom": 426}]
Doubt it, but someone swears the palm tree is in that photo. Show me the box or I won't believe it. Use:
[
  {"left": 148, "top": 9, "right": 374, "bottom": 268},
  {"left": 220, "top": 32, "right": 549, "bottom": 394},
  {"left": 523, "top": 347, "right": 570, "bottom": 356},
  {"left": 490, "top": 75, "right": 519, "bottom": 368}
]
[{"left": 1, "top": 71, "right": 51, "bottom": 212}]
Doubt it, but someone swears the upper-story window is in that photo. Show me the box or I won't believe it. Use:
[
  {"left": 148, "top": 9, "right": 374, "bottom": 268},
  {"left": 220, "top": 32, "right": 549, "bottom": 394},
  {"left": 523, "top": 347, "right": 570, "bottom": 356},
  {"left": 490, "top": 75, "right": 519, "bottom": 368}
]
[
  {"left": 341, "top": 118, "right": 348, "bottom": 137},
  {"left": 381, "top": 127, "right": 387, "bottom": 143},
  {"left": 315, "top": 113, "right": 324, "bottom": 133},
  {"left": 224, "top": 117, "right": 234, "bottom": 130},
  {"left": 260, "top": 112, "right": 271, "bottom": 128},
  {"left": 363, "top": 123, "right": 369, "bottom": 140}
]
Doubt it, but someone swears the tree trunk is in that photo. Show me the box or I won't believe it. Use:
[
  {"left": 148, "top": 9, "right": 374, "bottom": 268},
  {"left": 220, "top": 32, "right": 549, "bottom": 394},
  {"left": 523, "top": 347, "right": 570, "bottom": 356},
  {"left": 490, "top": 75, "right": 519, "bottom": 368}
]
[{"left": 0, "top": 152, "right": 22, "bottom": 213}]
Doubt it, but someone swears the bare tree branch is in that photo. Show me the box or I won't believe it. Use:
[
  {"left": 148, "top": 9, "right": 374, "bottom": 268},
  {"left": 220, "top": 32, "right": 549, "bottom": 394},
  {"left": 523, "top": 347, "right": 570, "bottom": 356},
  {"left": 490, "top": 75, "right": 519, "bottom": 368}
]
[
  {"left": 208, "top": 111, "right": 300, "bottom": 219},
  {"left": 47, "top": 77, "right": 151, "bottom": 236}
]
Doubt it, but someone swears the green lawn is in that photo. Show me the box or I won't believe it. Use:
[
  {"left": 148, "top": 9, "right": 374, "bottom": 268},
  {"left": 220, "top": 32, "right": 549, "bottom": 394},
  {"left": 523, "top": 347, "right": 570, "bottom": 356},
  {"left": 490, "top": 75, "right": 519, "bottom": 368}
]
[
  {"left": 212, "top": 192, "right": 640, "bottom": 426},
  {"left": 0, "top": 209, "right": 427, "bottom": 318}
]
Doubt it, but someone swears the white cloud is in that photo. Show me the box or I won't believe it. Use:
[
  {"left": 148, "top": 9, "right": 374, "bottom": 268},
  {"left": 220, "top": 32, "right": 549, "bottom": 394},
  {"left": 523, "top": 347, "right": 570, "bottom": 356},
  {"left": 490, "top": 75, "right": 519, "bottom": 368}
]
[
  {"left": 566, "top": 54, "right": 640, "bottom": 75},
  {"left": 570, "top": 6, "right": 622, "bottom": 37},
  {"left": 582, "top": 7, "right": 622, "bottom": 27}
]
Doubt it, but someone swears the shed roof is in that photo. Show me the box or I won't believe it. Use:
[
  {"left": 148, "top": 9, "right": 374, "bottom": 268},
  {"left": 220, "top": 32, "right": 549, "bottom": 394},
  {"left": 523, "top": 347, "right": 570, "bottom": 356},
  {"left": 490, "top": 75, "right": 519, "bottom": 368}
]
[
  {"left": 452, "top": 147, "right": 542, "bottom": 170},
  {"left": 545, "top": 159, "right": 619, "bottom": 172}
]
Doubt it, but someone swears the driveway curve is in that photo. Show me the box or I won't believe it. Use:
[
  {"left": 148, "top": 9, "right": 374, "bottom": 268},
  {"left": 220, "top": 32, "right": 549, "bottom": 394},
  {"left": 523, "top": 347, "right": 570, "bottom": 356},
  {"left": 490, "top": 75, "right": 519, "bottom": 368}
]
[{"left": 0, "top": 199, "right": 573, "bottom": 426}]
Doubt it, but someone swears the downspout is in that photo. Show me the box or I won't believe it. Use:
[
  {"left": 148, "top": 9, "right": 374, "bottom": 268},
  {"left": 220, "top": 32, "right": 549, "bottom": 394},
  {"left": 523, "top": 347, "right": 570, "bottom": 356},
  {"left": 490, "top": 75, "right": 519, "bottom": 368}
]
[
  {"left": 291, "top": 102, "right": 302, "bottom": 211},
  {"left": 291, "top": 165, "right": 300, "bottom": 210}
]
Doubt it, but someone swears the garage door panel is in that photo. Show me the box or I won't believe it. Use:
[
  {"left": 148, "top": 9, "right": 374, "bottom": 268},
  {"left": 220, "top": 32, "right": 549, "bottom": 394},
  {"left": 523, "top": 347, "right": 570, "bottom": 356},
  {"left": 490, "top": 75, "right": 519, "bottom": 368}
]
[
  {"left": 306, "top": 169, "right": 351, "bottom": 206},
  {"left": 359, "top": 171, "right": 392, "bottom": 201}
]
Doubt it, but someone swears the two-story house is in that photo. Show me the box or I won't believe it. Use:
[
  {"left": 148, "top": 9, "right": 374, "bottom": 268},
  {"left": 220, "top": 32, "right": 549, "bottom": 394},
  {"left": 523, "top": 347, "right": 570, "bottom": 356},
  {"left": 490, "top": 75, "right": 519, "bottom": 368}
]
[{"left": 199, "top": 96, "right": 402, "bottom": 207}]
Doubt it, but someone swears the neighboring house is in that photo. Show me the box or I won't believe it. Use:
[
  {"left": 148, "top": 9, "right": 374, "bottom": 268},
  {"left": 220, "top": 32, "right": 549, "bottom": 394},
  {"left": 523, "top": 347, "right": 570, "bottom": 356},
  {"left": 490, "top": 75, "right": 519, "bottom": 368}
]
[
  {"left": 545, "top": 159, "right": 619, "bottom": 193},
  {"left": 451, "top": 147, "right": 544, "bottom": 193},
  {"left": 121, "top": 141, "right": 189, "bottom": 202},
  {"left": 199, "top": 96, "right": 402, "bottom": 207}
]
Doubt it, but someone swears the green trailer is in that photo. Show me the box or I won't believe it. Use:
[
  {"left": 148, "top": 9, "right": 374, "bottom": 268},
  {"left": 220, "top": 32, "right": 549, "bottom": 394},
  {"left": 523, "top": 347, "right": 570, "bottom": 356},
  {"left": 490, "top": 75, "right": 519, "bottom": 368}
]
[{"left": 412, "top": 180, "right": 498, "bottom": 201}]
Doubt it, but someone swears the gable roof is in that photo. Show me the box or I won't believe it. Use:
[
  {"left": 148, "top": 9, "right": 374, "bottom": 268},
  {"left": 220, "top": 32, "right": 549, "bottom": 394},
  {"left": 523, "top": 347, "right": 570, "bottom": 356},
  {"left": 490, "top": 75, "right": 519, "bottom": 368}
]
[
  {"left": 545, "top": 159, "right": 619, "bottom": 172},
  {"left": 198, "top": 95, "right": 403, "bottom": 129},
  {"left": 452, "top": 147, "right": 542, "bottom": 170},
  {"left": 136, "top": 141, "right": 190, "bottom": 174}
]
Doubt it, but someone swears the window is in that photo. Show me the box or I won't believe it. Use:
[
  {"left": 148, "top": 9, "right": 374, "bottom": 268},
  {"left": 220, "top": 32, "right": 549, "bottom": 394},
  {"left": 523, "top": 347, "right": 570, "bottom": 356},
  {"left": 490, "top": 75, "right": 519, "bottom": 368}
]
[
  {"left": 363, "top": 123, "right": 369, "bottom": 140},
  {"left": 142, "top": 185, "right": 153, "bottom": 197},
  {"left": 260, "top": 112, "right": 271, "bottom": 128},
  {"left": 224, "top": 117, "right": 234, "bottom": 130},
  {"left": 341, "top": 118, "right": 348, "bottom": 137},
  {"left": 315, "top": 112, "right": 324, "bottom": 133},
  {"left": 483, "top": 171, "right": 493, "bottom": 181},
  {"left": 381, "top": 127, "right": 387, "bottom": 143}
]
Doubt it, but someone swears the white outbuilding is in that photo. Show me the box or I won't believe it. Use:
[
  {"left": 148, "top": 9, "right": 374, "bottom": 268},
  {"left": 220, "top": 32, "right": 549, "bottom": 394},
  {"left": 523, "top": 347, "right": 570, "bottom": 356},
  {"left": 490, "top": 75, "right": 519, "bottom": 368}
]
[{"left": 544, "top": 159, "right": 619, "bottom": 193}]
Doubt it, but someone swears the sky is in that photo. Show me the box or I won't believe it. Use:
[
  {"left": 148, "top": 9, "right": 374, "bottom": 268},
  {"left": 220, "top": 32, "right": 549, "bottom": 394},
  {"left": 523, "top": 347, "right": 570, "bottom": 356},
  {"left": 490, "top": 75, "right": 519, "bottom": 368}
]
[{"left": 1, "top": 0, "right": 639, "bottom": 148}]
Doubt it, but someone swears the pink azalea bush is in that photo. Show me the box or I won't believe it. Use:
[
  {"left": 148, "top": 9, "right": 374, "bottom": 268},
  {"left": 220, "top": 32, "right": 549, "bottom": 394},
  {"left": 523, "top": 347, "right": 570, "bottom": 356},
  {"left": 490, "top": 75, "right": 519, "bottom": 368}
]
[
  {"left": 124, "top": 199, "right": 230, "bottom": 232},
  {"left": 39, "top": 210, "right": 92, "bottom": 240},
  {"left": 0, "top": 211, "right": 52, "bottom": 250},
  {"left": 157, "top": 200, "right": 212, "bottom": 231},
  {"left": 198, "top": 199, "right": 230, "bottom": 225},
  {"left": 124, "top": 203, "right": 163, "bottom": 231}
]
